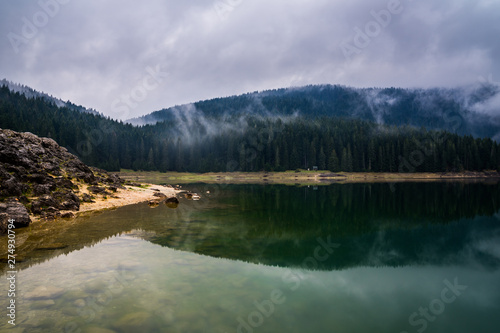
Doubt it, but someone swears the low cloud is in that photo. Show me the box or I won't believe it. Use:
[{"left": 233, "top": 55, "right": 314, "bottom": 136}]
[{"left": 0, "top": 0, "right": 499, "bottom": 119}]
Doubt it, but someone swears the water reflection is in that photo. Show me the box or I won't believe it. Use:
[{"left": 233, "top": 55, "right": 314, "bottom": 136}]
[
  {"left": 0, "top": 182, "right": 499, "bottom": 332},
  {"left": 146, "top": 183, "right": 500, "bottom": 270},
  {"left": 2, "top": 183, "right": 500, "bottom": 274}
]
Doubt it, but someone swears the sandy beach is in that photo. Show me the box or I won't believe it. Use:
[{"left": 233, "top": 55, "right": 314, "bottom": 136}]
[
  {"left": 79, "top": 185, "right": 178, "bottom": 213},
  {"left": 29, "top": 184, "right": 181, "bottom": 223}
]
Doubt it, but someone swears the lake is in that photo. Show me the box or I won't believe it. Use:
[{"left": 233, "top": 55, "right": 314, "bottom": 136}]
[{"left": 1, "top": 181, "right": 500, "bottom": 332}]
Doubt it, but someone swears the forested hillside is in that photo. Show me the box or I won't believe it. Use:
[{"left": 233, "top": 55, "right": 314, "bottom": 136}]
[
  {"left": 129, "top": 84, "right": 500, "bottom": 140},
  {"left": 1, "top": 84, "right": 499, "bottom": 173},
  {"left": 0, "top": 79, "right": 100, "bottom": 116}
]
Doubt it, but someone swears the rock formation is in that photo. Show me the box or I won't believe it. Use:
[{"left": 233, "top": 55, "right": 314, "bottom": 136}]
[{"left": 0, "top": 129, "right": 125, "bottom": 232}]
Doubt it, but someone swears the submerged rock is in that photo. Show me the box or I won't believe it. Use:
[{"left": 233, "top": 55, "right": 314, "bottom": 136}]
[
  {"left": 84, "top": 280, "right": 108, "bottom": 294},
  {"left": 73, "top": 299, "right": 86, "bottom": 308},
  {"left": 113, "top": 312, "right": 153, "bottom": 333},
  {"left": 148, "top": 200, "right": 160, "bottom": 208},
  {"left": 61, "top": 290, "right": 88, "bottom": 301},
  {"left": 184, "top": 192, "right": 201, "bottom": 200},
  {"left": 165, "top": 197, "right": 179, "bottom": 209},
  {"left": 24, "top": 285, "right": 65, "bottom": 300}
]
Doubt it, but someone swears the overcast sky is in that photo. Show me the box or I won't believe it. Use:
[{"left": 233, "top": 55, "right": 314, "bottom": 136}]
[{"left": 1, "top": 0, "right": 499, "bottom": 120}]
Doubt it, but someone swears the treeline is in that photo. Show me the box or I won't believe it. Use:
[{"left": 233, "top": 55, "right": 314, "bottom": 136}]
[
  {"left": 131, "top": 84, "right": 500, "bottom": 139},
  {"left": 1, "top": 86, "right": 499, "bottom": 173},
  {"left": 0, "top": 86, "right": 155, "bottom": 171},
  {"left": 155, "top": 118, "right": 500, "bottom": 172}
]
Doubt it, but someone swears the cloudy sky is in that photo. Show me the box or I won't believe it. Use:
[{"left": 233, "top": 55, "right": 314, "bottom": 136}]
[{"left": 1, "top": 0, "right": 499, "bottom": 120}]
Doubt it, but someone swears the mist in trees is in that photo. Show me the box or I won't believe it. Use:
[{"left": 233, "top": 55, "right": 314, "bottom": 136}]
[{"left": 1, "top": 85, "right": 499, "bottom": 173}]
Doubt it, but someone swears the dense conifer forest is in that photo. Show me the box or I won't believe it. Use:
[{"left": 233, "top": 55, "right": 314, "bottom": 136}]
[{"left": 1, "top": 85, "right": 499, "bottom": 172}]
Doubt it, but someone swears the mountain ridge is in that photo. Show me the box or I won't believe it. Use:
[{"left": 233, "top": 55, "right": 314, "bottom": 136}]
[
  {"left": 0, "top": 79, "right": 100, "bottom": 116},
  {"left": 1, "top": 80, "right": 500, "bottom": 173},
  {"left": 127, "top": 83, "right": 500, "bottom": 140},
  {"left": 2, "top": 79, "right": 499, "bottom": 140}
]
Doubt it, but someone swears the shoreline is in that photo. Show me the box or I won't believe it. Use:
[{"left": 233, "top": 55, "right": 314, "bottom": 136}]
[
  {"left": 1, "top": 183, "right": 182, "bottom": 270},
  {"left": 118, "top": 170, "right": 500, "bottom": 185},
  {"left": 29, "top": 184, "right": 181, "bottom": 224},
  {"left": 26, "top": 170, "right": 500, "bottom": 223}
]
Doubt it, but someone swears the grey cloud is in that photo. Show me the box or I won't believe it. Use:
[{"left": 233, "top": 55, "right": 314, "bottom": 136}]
[{"left": 0, "top": 0, "right": 499, "bottom": 119}]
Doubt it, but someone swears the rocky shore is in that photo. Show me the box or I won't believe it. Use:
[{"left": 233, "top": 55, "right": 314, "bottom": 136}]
[{"left": 0, "top": 129, "right": 177, "bottom": 234}]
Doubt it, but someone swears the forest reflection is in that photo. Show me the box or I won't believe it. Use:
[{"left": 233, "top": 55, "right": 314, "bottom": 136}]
[{"left": 148, "top": 182, "right": 500, "bottom": 270}]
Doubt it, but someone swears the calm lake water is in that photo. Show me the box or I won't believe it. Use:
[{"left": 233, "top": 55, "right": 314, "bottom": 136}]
[{"left": 1, "top": 182, "right": 500, "bottom": 333}]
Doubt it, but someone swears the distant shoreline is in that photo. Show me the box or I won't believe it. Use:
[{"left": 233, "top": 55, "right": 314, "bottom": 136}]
[{"left": 118, "top": 170, "right": 500, "bottom": 185}]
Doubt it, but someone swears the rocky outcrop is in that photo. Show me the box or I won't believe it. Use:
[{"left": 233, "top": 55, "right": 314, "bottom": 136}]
[
  {"left": 0, "top": 129, "right": 126, "bottom": 231},
  {"left": 0, "top": 199, "right": 31, "bottom": 233}
]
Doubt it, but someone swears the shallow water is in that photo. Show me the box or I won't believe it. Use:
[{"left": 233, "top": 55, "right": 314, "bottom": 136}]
[{"left": 1, "top": 182, "right": 500, "bottom": 332}]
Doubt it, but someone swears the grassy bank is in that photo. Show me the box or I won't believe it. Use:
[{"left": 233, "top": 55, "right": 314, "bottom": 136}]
[{"left": 118, "top": 170, "right": 500, "bottom": 185}]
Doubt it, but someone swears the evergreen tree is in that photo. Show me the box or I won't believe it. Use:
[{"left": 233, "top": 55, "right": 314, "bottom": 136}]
[
  {"left": 1, "top": 86, "right": 499, "bottom": 174},
  {"left": 341, "top": 148, "right": 348, "bottom": 172},
  {"left": 328, "top": 149, "right": 340, "bottom": 172},
  {"left": 318, "top": 147, "right": 326, "bottom": 170}
]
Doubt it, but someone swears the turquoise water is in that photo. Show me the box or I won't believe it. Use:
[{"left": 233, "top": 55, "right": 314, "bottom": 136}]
[{"left": 1, "top": 182, "right": 500, "bottom": 332}]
